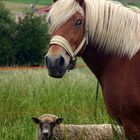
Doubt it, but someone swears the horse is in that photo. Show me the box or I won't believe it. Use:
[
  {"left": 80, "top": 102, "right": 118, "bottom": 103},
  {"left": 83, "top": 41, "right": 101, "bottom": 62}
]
[{"left": 45, "top": 0, "right": 140, "bottom": 139}]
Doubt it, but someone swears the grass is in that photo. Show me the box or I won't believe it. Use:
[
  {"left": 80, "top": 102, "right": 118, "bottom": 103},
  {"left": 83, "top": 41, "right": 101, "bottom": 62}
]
[
  {"left": 3, "top": 0, "right": 140, "bottom": 15},
  {"left": 0, "top": 65, "right": 119, "bottom": 140},
  {"left": 4, "top": 0, "right": 53, "bottom": 5},
  {"left": 3, "top": 0, "right": 52, "bottom": 14},
  {"left": 4, "top": 0, "right": 140, "bottom": 7},
  {"left": 3, "top": 0, "right": 140, "bottom": 16},
  {"left": 114, "top": 0, "right": 140, "bottom": 8},
  {"left": 3, "top": 1, "right": 45, "bottom": 14},
  {"left": 3, "top": 0, "right": 140, "bottom": 8},
  {"left": 115, "top": 0, "right": 140, "bottom": 7}
]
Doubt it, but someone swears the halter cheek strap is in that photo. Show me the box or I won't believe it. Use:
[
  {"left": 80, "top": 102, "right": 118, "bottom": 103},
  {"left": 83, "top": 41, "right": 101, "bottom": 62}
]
[{"left": 49, "top": 35, "right": 87, "bottom": 61}]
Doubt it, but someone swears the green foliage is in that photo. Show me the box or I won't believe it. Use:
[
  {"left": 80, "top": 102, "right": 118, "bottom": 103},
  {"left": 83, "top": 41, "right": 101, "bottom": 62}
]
[
  {"left": 14, "top": 15, "right": 49, "bottom": 66},
  {"left": 0, "top": 1, "right": 50, "bottom": 66},
  {"left": 0, "top": 2, "right": 16, "bottom": 66}
]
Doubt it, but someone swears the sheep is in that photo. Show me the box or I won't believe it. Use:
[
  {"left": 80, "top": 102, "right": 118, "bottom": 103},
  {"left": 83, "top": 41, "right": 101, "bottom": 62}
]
[{"left": 32, "top": 114, "right": 125, "bottom": 140}]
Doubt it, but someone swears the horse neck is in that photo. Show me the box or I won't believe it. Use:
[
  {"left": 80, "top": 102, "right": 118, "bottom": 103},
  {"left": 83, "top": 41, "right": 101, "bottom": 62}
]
[
  {"left": 81, "top": 44, "right": 120, "bottom": 87},
  {"left": 82, "top": 45, "right": 100, "bottom": 78}
]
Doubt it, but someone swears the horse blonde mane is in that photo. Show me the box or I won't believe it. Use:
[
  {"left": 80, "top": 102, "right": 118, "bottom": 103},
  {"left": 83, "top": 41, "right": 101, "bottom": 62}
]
[{"left": 47, "top": 0, "right": 140, "bottom": 58}]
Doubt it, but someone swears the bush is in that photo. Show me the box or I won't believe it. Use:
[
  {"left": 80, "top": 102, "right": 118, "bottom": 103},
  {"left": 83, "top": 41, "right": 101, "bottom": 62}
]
[
  {"left": 14, "top": 14, "right": 50, "bottom": 66},
  {"left": 0, "top": 1, "right": 50, "bottom": 66},
  {"left": 0, "top": 2, "right": 16, "bottom": 66}
]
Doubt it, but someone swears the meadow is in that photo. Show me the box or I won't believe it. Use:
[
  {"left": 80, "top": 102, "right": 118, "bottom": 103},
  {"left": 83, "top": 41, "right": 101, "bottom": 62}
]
[
  {"left": 3, "top": 0, "right": 140, "bottom": 15},
  {"left": 0, "top": 64, "right": 118, "bottom": 140},
  {"left": 4, "top": 0, "right": 53, "bottom": 5},
  {"left": 4, "top": 0, "right": 140, "bottom": 7}
]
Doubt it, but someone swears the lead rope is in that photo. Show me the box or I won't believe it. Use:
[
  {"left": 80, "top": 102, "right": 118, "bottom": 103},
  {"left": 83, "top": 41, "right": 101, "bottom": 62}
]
[
  {"left": 94, "top": 80, "right": 100, "bottom": 118},
  {"left": 95, "top": 80, "right": 99, "bottom": 102}
]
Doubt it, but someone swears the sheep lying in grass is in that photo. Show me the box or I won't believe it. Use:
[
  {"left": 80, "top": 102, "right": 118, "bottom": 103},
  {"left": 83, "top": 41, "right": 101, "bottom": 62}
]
[{"left": 32, "top": 114, "right": 125, "bottom": 140}]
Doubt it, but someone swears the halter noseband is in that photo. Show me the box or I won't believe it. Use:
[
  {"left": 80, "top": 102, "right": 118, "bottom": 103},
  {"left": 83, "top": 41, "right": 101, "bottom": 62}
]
[{"left": 49, "top": 33, "right": 88, "bottom": 61}]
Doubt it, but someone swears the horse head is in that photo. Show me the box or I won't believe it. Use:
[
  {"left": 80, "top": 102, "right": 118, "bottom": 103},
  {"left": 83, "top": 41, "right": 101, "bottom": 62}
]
[{"left": 45, "top": 0, "right": 86, "bottom": 78}]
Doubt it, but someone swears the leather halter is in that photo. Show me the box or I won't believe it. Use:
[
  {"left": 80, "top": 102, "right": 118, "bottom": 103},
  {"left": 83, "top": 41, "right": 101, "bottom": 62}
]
[{"left": 49, "top": 31, "right": 88, "bottom": 61}]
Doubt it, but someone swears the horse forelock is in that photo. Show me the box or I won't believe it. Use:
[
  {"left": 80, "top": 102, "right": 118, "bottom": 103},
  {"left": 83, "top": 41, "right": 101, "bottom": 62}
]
[
  {"left": 47, "top": 0, "right": 84, "bottom": 34},
  {"left": 47, "top": 0, "right": 140, "bottom": 58}
]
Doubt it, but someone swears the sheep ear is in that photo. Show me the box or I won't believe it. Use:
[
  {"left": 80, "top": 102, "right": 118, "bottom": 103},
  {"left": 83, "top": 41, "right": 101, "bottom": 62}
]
[
  {"left": 56, "top": 118, "right": 64, "bottom": 125},
  {"left": 76, "top": 0, "right": 84, "bottom": 6},
  {"left": 32, "top": 117, "right": 40, "bottom": 124}
]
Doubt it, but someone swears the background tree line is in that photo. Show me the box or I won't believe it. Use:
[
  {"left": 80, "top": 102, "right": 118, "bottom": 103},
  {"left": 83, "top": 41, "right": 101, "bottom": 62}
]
[{"left": 0, "top": 2, "right": 49, "bottom": 66}]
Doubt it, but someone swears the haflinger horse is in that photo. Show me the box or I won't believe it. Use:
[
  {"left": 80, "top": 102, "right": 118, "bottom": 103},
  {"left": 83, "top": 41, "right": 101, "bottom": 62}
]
[{"left": 45, "top": 0, "right": 140, "bottom": 139}]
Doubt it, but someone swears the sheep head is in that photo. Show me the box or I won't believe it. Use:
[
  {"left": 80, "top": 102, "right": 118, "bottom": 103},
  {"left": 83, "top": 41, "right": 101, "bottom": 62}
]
[{"left": 32, "top": 114, "right": 64, "bottom": 140}]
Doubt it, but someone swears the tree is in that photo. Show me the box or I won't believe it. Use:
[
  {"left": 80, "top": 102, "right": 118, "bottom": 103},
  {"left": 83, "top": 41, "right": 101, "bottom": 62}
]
[
  {"left": 0, "top": 2, "right": 16, "bottom": 66},
  {"left": 14, "top": 15, "right": 50, "bottom": 66}
]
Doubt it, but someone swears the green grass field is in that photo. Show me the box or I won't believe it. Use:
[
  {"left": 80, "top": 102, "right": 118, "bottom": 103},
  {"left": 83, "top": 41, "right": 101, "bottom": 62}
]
[
  {"left": 4, "top": 0, "right": 140, "bottom": 7},
  {"left": 3, "top": 1, "right": 45, "bottom": 14},
  {"left": 3, "top": 0, "right": 140, "bottom": 15},
  {"left": 4, "top": 0, "right": 53, "bottom": 5},
  {"left": 0, "top": 66, "right": 119, "bottom": 140},
  {"left": 116, "top": 0, "right": 140, "bottom": 7}
]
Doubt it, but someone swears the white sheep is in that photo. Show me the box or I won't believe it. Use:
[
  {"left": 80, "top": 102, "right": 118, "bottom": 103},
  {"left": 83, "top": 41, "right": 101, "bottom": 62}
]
[{"left": 32, "top": 114, "right": 125, "bottom": 140}]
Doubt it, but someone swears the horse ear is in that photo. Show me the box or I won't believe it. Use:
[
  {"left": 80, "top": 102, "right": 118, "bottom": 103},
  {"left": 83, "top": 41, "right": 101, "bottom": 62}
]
[
  {"left": 76, "top": 0, "right": 84, "bottom": 6},
  {"left": 56, "top": 118, "right": 64, "bottom": 125},
  {"left": 53, "top": 0, "right": 58, "bottom": 2},
  {"left": 32, "top": 117, "right": 40, "bottom": 124}
]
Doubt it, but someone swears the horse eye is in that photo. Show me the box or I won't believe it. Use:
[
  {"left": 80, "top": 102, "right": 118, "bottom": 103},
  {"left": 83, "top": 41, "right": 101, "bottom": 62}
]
[{"left": 75, "top": 19, "right": 82, "bottom": 26}]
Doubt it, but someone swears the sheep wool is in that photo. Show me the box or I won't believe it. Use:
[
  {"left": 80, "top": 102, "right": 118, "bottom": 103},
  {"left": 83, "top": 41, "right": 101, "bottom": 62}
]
[{"left": 52, "top": 124, "right": 125, "bottom": 140}]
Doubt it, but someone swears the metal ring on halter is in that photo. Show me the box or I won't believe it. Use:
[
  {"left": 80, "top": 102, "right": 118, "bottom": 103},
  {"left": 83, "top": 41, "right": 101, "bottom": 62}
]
[{"left": 49, "top": 35, "right": 87, "bottom": 61}]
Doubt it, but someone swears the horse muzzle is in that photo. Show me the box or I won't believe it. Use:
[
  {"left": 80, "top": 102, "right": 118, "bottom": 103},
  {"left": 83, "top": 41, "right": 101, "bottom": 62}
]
[
  {"left": 45, "top": 35, "right": 86, "bottom": 78},
  {"left": 45, "top": 55, "right": 68, "bottom": 78}
]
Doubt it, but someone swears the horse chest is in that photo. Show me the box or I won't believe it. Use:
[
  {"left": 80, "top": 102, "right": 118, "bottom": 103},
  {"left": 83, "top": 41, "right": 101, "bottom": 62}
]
[{"left": 100, "top": 53, "right": 140, "bottom": 127}]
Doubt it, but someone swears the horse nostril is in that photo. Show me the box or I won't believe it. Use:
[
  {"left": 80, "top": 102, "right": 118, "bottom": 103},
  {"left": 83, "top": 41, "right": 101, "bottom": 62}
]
[{"left": 57, "top": 56, "right": 65, "bottom": 67}]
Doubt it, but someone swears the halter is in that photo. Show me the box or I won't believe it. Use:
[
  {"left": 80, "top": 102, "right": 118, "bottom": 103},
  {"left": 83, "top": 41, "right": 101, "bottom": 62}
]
[{"left": 49, "top": 28, "right": 88, "bottom": 61}]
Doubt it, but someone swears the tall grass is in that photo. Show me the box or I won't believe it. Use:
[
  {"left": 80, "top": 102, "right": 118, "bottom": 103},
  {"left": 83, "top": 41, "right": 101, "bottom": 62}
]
[{"left": 0, "top": 67, "right": 117, "bottom": 140}]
